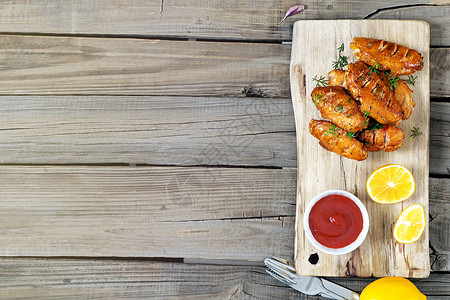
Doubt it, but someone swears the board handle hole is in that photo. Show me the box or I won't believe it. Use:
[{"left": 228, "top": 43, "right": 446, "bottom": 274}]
[{"left": 308, "top": 253, "right": 319, "bottom": 265}]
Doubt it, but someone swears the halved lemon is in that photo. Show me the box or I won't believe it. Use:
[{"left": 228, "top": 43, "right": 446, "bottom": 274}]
[
  {"left": 393, "top": 204, "right": 426, "bottom": 244},
  {"left": 360, "top": 277, "right": 426, "bottom": 300},
  {"left": 366, "top": 164, "right": 415, "bottom": 204}
]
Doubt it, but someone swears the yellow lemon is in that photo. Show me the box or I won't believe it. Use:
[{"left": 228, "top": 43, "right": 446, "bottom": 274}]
[
  {"left": 393, "top": 204, "right": 426, "bottom": 244},
  {"left": 366, "top": 164, "right": 415, "bottom": 204},
  {"left": 360, "top": 277, "right": 426, "bottom": 300}
]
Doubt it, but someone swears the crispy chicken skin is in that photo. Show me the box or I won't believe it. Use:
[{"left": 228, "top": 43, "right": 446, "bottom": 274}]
[
  {"left": 328, "top": 69, "right": 346, "bottom": 87},
  {"left": 359, "top": 125, "right": 405, "bottom": 152},
  {"left": 379, "top": 72, "right": 415, "bottom": 120},
  {"left": 350, "top": 37, "right": 424, "bottom": 75},
  {"left": 345, "top": 61, "right": 403, "bottom": 125},
  {"left": 309, "top": 119, "right": 368, "bottom": 161},
  {"left": 311, "top": 86, "right": 368, "bottom": 132}
]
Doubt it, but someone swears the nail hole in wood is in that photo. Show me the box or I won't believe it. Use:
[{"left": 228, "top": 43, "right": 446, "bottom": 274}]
[{"left": 308, "top": 253, "right": 319, "bottom": 264}]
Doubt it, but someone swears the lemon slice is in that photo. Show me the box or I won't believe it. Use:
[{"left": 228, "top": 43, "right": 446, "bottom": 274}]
[
  {"left": 366, "top": 164, "right": 415, "bottom": 204},
  {"left": 393, "top": 204, "right": 425, "bottom": 244}
]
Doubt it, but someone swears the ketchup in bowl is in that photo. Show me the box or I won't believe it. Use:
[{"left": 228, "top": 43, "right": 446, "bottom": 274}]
[
  {"left": 303, "top": 190, "right": 369, "bottom": 255},
  {"left": 309, "top": 194, "right": 363, "bottom": 249}
]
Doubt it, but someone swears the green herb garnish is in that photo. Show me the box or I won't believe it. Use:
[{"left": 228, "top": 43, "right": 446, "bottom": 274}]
[
  {"left": 410, "top": 126, "right": 422, "bottom": 138},
  {"left": 386, "top": 71, "right": 399, "bottom": 91},
  {"left": 313, "top": 75, "right": 328, "bottom": 87},
  {"left": 369, "top": 122, "right": 383, "bottom": 131},
  {"left": 406, "top": 75, "right": 418, "bottom": 86},
  {"left": 335, "top": 105, "right": 344, "bottom": 113},
  {"left": 331, "top": 43, "right": 348, "bottom": 70},
  {"left": 368, "top": 61, "right": 381, "bottom": 75},
  {"left": 347, "top": 131, "right": 356, "bottom": 140},
  {"left": 312, "top": 93, "right": 325, "bottom": 106},
  {"left": 324, "top": 124, "right": 337, "bottom": 136}
]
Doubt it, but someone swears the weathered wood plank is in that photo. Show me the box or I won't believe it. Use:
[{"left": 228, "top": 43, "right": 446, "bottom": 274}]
[
  {"left": 0, "top": 258, "right": 448, "bottom": 299},
  {"left": 0, "top": 1, "right": 448, "bottom": 46},
  {"left": 429, "top": 177, "right": 449, "bottom": 272},
  {"left": 0, "top": 166, "right": 295, "bottom": 260},
  {"left": 369, "top": 6, "right": 450, "bottom": 47},
  {"left": 0, "top": 36, "right": 447, "bottom": 98},
  {"left": 430, "top": 48, "right": 450, "bottom": 98},
  {"left": 430, "top": 102, "right": 450, "bottom": 175},
  {"left": 0, "top": 165, "right": 446, "bottom": 271},
  {"left": 0, "top": 96, "right": 447, "bottom": 175},
  {"left": 0, "top": 96, "right": 296, "bottom": 166},
  {"left": 0, "top": 35, "right": 290, "bottom": 97}
]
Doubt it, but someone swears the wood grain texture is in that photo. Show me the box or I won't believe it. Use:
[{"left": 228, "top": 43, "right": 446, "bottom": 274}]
[
  {"left": 0, "top": 96, "right": 296, "bottom": 166},
  {"left": 291, "top": 20, "right": 430, "bottom": 277},
  {"left": 430, "top": 102, "right": 450, "bottom": 175},
  {"left": 429, "top": 178, "right": 450, "bottom": 272},
  {"left": 0, "top": 165, "right": 447, "bottom": 272},
  {"left": 0, "top": 36, "right": 448, "bottom": 98},
  {"left": 0, "top": 35, "right": 290, "bottom": 97},
  {"left": 0, "top": 96, "right": 447, "bottom": 175},
  {"left": 0, "top": 166, "right": 295, "bottom": 260},
  {"left": 0, "top": 1, "right": 448, "bottom": 46},
  {"left": 430, "top": 48, "right": 450, "bottom": 98},
  {"left": 0, "top": 258, "right": 448, "bottom": 299},
  {"left": 369, "top": 6, "right": 450, "bottom": 47}
]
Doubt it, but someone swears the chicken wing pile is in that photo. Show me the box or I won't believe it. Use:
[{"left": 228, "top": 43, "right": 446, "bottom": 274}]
[{"left": 308, "top": 37, "right": 423, "bottom": 161}]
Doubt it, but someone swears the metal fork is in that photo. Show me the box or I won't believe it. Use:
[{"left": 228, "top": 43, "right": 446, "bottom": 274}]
[{"left": 264, "top": 257, "right": 359, "bottom": 300}]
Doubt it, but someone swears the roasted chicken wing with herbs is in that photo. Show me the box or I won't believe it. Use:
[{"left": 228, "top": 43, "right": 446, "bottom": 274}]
[
  {"left": 350, "top": 37, "right": 423, "bottom": 75},
  {"left": 359, "top": 125, "right": 405, "bottom": 152},
  {"left": 309, "top": 119, "right": 368, "bottom": 161},
  {"left": 311, "top": 86, "right": 368, "bottom": 132},
  {"left": 379, "top": 72, "right": 415, "bottom": 120},
  {"left": 345, "top": 61, "right": 403, "bottom": 125},
  {"left": 328, "top": 69, "right": 346, "bottom": 87}
]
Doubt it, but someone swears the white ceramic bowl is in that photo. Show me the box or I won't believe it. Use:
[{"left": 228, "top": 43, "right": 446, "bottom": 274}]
[{"left": 303, "top": 190, "right": 369, "bottom": 255}]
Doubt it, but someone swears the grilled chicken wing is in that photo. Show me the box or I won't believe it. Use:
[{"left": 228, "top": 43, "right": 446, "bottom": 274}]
[
  {"left": 379, "top": 72, "right": 415, "bottom": 120},
  {"left": 359, "top": 125, "right": 405, "bottom": 152},
  {"left": 345, "top": 61, "right": 403, "bottom": 125},
  {"left": 350, "top": 37, "right": 423, "bottom": 75},
  {"left": 309, "top": 119, "right": 367, "bottom": 161},
  {"left": 311, "top": 86, "right": 368, "bottom": 132},
  {"left": 328, "top": 69, "right": 346, "bottom": 87}
]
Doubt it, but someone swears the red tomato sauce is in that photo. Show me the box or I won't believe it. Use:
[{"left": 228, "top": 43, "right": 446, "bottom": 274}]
[{"left": 308, "top": 194, "right": 364, "bottom": 249}]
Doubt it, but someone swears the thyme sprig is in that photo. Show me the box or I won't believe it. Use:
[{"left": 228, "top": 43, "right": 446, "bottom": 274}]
[
  {"left": 335, "top": 105, "right": 344, "bottom": 113},
  {"left": 331, "top": 43, "right": 348, "bottom": 70},
  {"left": 369, "top": 122, "right": 383, "bottom": 131},
  {"left": 386, "top": 71, "right": 399, "bottom": 91},
  {"left": 368, "top": 61, "right": 381, "bottom": 75},
  {"left": 406, "top": 75, "right": 418, "bottom": 86},
  {"left": 324, "top": 124, "right": 337, "bottom": 136},
  {"left": 347, "top": 131, "right": 356, "bottom": 140},
  {"left": 313, "top": 75, "right": 328, "bottom": 87},
  {"left": 362, "top": 110, "right": 371, "bottom": 127},
  {"left": 410, "top": 126, "right": 422, "bottom": 138},
  {"left": 312, "top": 93, "right": 325, "bottom": 106}
]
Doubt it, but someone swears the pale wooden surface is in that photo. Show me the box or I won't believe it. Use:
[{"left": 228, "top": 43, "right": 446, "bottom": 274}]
[
  {"left": 0, "top": 1, "right": 447, "bottom": 298},
  {"left": 291, "top": 20, "right": 430, "bottom": 277}
]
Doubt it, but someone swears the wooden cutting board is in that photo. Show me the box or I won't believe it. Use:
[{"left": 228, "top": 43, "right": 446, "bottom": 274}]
[{"left": 291, "top": 20, "right": 430, "bottom": 278}]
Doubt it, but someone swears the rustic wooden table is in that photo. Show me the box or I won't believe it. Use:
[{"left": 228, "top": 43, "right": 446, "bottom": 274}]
[{"left": 0, "top": 1, "right": 448, "bottom": 299}]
